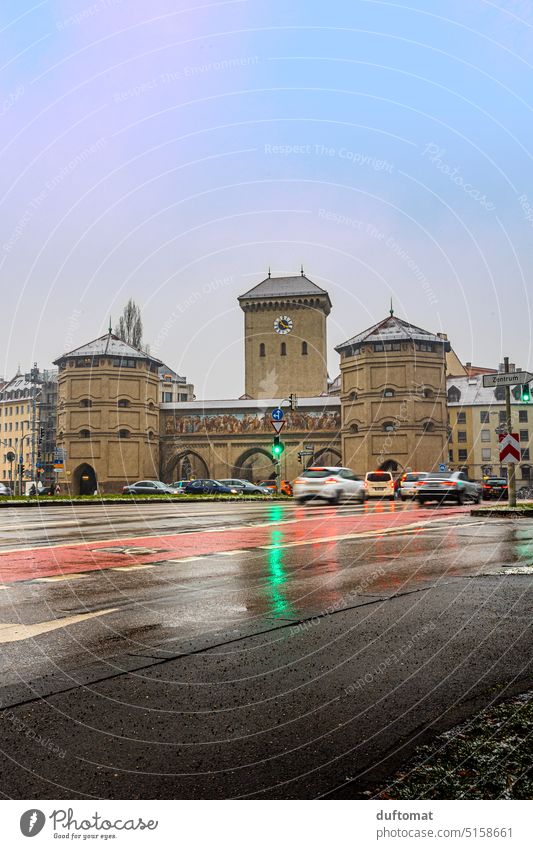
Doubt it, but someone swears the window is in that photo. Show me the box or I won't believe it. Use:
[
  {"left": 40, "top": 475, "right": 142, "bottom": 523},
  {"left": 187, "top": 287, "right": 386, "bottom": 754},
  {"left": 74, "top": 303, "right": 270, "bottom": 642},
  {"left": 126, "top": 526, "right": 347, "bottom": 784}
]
[
  {"left": 118, "top": 429, "right": 130, "bottom": 439},
  {"left": 448, "top": 386, "right": 461, "bottom": 403},
  {"left": 117, "top": 399, "right": 130, "bottom": 407},
  {"left": 457, "top": 412, "right": 466, "bottom": 423},
  {"left": 179, "top": 393, "right": 188, "bottom": 402},
  {"left": 457, "top": 431, "right": 467, "bottom": 442},
  {"left": 259, "top": 343, "right": 265, "bottom": 357},
  {"left": 480, "top": 411, "right": 490, "bottom": 423},
  {"left": 422, "top": 422, "right": 435, "bottom": 432},
  {"left": 423, "top": 387, "right": 434, "bottom": 399},
  {"left": 458, "top": 449, "right": 468, "bottom": 461},
  {"left": 521, "top": 448, "right": 530, "bottom": 460},
  {"left": 448, "top": 449, "right": 453, "bottom": 462},
  {"left": 349, "top": 422, "right": 358, "bottom": 433},
  {"left": 499, "top": 411, "right": 507, "bottom": 423},
  {"left": 521, "top": 465, "right": 531, "bottom": 481},
  {"left": 374, "top": 343, "right": 384, "bottom": 352},
  {"left": 383, "top": 388, "right": 395, "bottom": 397},
  {"left": 519, "top": 410, "right": 528, "bottom": 423},
  {"left": 482, "top": 448, "right": 491, "bottom": 461},
  {"left": 79, "top": 429, "right": 90, "bottom": 438},
  {"left": 162, "top": 392, "right": 172, "bottom": 403},
  {"left": 301, "top": 341, "right": 308, "bottom": 355},
  {"left": 81, "top": 399, "right": 92, "bottom": 407},
  {"left": 112, "top": 358, "right": 136, "bottom": 368},
  {"left": 520, "top": 429, "right": 529, "bottom": 442},
  {"left": 382, "top": 421, "right": 396, "bottom": 432},
  {"left": 416, "top": 342, "right": 435, "bottom": 352},
  {"left": 481, "top": 429, "right": 490, "bottom": 442},
  {"left": 75, "top": 357, "right": 96, "bottom": 368},
  {"left": 280, "top": 342, "right": 286, "bottom": 356},
  {"left": 348, "top": 391, "right": 357, "bottom": 401}
]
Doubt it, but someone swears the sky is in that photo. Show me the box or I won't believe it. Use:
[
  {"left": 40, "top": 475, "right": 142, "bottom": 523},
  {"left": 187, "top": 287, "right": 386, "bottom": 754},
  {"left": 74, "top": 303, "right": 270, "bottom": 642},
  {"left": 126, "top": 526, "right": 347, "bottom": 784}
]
[{"left": 1, "top": 0, "right": 532, "bottom": 398}]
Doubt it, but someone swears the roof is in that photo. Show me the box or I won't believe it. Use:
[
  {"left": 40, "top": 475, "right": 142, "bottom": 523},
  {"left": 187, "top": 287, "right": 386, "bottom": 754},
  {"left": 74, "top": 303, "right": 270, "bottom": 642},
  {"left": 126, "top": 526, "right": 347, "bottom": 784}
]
[
  {"left": 336, "top": 314, "right": 450, "bottom": 351},
  {"left": 446, "top": 374, "right": 525, "bottom": 406},
  {"left": 54, "top": 332, "right": 163, "bottom": 365},
  {"left": 238, "top": 273, "right": 331, "bottom": 306}
]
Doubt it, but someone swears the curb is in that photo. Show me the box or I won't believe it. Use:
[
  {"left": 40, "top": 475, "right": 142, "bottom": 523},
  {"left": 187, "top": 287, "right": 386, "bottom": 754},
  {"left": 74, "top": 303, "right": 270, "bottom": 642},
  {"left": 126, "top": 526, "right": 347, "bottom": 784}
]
[
  {"left": 0, "top": 496, "right": 289, "bottom": 508},
  {"left": 471, "top": 508, "right": 533, "bottom": 518}
]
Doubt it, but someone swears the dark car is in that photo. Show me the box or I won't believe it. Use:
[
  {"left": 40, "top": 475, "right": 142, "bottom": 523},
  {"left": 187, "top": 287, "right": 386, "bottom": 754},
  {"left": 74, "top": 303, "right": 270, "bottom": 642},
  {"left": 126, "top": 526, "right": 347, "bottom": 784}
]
[
  {"left": 482, "top": 478, "right": 508, "bottom": 500},
  {"left": 218, "top": 478, "right": 271, "bottom": 495},
  {"left": 184, "top": 479, "right": 238, "bottom": 495},
  {"left": 122, "top": 480, "right": 178, "bottom": 495}
]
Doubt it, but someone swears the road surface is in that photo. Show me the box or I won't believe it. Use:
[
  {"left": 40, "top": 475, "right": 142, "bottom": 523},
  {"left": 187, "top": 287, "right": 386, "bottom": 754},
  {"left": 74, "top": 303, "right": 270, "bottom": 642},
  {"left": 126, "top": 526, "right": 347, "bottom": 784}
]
[{"left": 0, "top": 500, "right": 531, "bottom": 798}]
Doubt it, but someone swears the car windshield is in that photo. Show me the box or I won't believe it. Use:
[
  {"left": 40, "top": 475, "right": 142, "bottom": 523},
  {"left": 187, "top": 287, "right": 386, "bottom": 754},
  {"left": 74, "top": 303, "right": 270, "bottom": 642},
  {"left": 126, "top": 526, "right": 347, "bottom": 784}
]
[
  {"left": 487, "top": 479, "right": 507, "bottom": 485},
  {"left": 404, "top": 473, "right": 426, "bottom": 482},
  {"left": 367, "top": 472, "right": 392, "bottom": 482},
  {"left": 302, "top": 468, "right": 337, "bottom": 478},
  {"left": 424, "top": 474, "right": 450, "bottom": 480}
]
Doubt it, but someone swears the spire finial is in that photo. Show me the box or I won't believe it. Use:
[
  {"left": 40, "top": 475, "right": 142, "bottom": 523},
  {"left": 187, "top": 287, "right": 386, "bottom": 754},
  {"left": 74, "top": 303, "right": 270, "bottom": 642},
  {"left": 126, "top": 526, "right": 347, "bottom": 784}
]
[
  {"left": 268, "top": 266, "right": 271, "bottom": 278},
  {"left": 301, "top": 264, "right": 304, "bottom": 276},
  {"left": 108, "top": 316, "right": 112, "bottom": 334},
  {"left": 390, "top": 297, "right": 394, "bottom": 317}
]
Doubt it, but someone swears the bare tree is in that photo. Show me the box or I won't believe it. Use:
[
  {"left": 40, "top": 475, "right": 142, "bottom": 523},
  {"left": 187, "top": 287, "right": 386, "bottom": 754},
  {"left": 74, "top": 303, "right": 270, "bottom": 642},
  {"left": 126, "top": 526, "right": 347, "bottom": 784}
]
[{"left": 114, "top": 299, "right": 143, "bottom": 349}]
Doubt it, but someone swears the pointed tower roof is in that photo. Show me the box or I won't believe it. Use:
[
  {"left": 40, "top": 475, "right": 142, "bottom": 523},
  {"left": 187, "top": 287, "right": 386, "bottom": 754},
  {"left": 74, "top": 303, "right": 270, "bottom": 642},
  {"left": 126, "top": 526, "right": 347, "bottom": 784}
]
[
  {"left": 53, "top": 332, "right": 162, "bottom": 365},
  {"left": 238, "top": 272, "right": 331, "bottom": 307},
  {"left": 335, "top": 314, "right": 451, "bottom": 353}
]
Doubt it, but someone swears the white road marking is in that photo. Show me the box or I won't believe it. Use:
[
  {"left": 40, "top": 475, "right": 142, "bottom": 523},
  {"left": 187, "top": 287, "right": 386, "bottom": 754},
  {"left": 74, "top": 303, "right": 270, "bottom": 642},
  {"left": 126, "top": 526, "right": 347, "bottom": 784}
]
[{"left": 0, "top": 608, "right": 118, "bottom": 644}]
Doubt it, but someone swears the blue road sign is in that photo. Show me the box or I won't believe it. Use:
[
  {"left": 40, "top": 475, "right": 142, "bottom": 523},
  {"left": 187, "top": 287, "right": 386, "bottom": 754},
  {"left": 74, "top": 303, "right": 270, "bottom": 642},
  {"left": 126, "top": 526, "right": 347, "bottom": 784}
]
[
  {"left": 439, "top": 463, "right": 446, "bottom": 472},
  {"left": 272, "top": 407, "right": 284, "bottom": 421}
]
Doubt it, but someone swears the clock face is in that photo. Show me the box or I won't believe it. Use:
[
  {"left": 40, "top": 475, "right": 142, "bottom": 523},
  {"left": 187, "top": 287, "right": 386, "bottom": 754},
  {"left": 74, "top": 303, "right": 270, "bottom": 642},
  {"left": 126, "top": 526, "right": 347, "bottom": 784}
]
[{"left": 274, "top": 315, "right": 293, "bottom": 335}]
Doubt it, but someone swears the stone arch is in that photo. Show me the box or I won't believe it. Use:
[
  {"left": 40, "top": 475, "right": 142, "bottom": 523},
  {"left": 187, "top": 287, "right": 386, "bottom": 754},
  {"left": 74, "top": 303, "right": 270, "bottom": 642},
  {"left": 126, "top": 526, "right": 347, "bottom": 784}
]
[
  {"left": 233, "top": 447, "right": 276, "bottom": 482},
  {"left": 379, "top": 458, "right": 402, "bottom": 472},
  {"left": 165, "top": 450, "right": 209, "bottom": 481},
  {"left": 72, "top": 463, "right": 97, "bottom": 496},
  {"left": 313, "top": 447, "right": 342, "bottom": 466}
]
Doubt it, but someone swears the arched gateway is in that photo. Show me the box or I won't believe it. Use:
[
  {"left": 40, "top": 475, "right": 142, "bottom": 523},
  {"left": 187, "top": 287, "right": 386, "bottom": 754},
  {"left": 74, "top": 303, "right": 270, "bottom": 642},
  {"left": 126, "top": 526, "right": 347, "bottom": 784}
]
[{"left": 72, "top": 463, "right": 97, "bottom": 495}]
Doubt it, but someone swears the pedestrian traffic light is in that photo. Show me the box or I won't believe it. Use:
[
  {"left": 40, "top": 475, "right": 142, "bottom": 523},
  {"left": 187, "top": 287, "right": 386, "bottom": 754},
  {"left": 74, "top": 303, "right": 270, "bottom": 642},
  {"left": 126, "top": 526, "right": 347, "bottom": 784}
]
[
  {"left": 521, "top": 383, "right": 531, "bottom": 403},
  {"left": 272, "top": 436, "right": 284, "bottom": 459}
]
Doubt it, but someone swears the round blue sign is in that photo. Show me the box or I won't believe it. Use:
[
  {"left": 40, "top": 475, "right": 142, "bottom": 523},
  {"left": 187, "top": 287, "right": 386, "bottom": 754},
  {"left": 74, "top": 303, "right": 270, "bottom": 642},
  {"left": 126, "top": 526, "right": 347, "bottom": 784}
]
[
  {"left": 439, "top": 463, "right": 446, "bottom": 472},
  {"left": 272, "top": 407, "right": 284, "bottom": 421}
]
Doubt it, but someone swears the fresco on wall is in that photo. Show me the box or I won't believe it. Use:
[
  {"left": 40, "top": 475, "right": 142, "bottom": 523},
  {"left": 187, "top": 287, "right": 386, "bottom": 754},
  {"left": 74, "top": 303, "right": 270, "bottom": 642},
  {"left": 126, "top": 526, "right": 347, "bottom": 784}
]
[{"left": 164, "top": 410, "right": 340, "bottom": 435}]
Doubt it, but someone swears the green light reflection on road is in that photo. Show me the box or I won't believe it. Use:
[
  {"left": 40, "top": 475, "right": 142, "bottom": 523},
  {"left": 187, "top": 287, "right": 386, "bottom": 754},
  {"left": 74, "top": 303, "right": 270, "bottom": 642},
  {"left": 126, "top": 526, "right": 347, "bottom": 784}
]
[{"left": 266, "top": 529, "right": 295, "bottom": 618}]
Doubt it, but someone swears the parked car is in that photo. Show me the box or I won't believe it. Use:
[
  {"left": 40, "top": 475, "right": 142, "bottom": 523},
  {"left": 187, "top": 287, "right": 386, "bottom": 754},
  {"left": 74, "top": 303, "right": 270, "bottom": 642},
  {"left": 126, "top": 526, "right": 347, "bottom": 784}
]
[
  {"left": 398, "top": 471, "right": 429, "bottom": 500},
  {"left": 280, "top": 479, "right": 293, "bottom": 496},
  {"left": 482, "top": 478, "right": 508, "bottom": 500},
  {"left": 122, "top": 480, "right": 179, "bottom": 495},
  {"left": 184, "top": 479, "right": 238, "bottom": 495},
  {"left": 416, "top": 471, "right": 481, "bottom": 505},
  {"left": 0, "top": 483, "right": 13, "bottom": 496},
  {"left": 364, "top": 471, "right": 395, "bottom": 500},
  {"left": 293, "top": 466, "right": 366, "bottom": 505},
  {"left": 219, "top": 479, "right": 271, "bottom": 495},
  {"left": 258, "top": 480, "right": 278, "bottom": 494},
  {"left": 171, "top": 480, "right": 190, "bottom": 494}
]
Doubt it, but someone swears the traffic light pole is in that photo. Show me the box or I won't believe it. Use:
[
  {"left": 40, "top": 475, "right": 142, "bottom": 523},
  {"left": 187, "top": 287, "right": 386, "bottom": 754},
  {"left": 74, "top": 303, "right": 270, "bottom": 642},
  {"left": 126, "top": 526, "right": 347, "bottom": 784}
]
[{"left": 504, "top": 357, "right": 517, "bottom": 508}]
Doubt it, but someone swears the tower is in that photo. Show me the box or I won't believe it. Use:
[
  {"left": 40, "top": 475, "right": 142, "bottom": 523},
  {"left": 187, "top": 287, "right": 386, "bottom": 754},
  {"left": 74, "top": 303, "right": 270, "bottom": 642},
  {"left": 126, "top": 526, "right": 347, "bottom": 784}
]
[
  {"left": 238, "top": 270, "right": 332, "bottom": 399},
  {"left": 335, "top": 312, "right": 450, "bottom": 475}
]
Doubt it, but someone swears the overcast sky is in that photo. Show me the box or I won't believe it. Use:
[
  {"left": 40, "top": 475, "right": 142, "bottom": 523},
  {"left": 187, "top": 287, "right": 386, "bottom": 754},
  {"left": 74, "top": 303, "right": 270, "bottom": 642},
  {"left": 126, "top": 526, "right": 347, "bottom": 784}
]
[{"left": 1, "top": 0, "right": 532, "bottom": 397}]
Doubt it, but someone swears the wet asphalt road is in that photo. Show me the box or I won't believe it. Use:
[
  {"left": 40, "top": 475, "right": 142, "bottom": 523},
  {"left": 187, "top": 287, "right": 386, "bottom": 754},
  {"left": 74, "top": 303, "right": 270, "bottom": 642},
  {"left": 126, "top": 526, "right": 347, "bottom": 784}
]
[{"left": 0, "top": 501, "right": 531, "bottom": 799}]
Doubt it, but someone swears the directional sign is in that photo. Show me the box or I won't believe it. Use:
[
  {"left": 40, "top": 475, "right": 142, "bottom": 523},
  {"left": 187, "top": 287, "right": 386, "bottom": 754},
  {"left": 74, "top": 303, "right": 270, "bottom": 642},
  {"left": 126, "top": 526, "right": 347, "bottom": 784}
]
[
  {"left": 439, "top": 463, "right": 446, "bottom": 472},
  {"left": 271, "top": 419, "right": 285, "bottom": 434},
  {"left": 271, "top": 407, "right": 284, "bottom": 421},
  {"left": 499, "top": 432, "right": 520, "bottom": 463},
  {"left": 483, "top": 371, "right": 533, "bottom": 387}
]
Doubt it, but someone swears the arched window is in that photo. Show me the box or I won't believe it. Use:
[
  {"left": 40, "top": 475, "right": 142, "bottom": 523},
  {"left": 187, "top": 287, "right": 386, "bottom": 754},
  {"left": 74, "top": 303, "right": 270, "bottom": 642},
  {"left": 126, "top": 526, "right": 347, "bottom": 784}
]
[
  {"left": 117, "top": 399, "right": 130, "bottom": 407},
  {"left": 349, "top": 422, "right": 359, "bottom": 433},
  {"left": 349, "top": 391, "right": 358, "bottom": 401},
  {"left": 118, "top": 429, "right": 130, "bottom": 439},
  {"left": 383, "top": 421, "right": 396, "bottom": 432},
  {"left": 422, "top": 421, "right": 435, "bottom": 432},
  {"left": 301, "top": 341, "right": 308, "bottom": 355},
  {"left": 448, "top": 386, "right": 461, "bottom": 403},
  {"left": 79, "top": 429, "right": 90, "bottom": 438},
  {"left": 80, "top": 399, "right": 92, "bottom": 407},
  {"left": 423, "top": 387, "right": 434, "bottom": 399},
  {"left": 147, "top": 430, "right": 154, "bottom": 440},
  {"left": 281, "top": 342, "right": 287, "bottom": 356},
  {"left": 259, "top": 343, "right": 265, "bottom": 357},
  {"left": 383, "top": 388, "right": 395, "bottom": 398}
]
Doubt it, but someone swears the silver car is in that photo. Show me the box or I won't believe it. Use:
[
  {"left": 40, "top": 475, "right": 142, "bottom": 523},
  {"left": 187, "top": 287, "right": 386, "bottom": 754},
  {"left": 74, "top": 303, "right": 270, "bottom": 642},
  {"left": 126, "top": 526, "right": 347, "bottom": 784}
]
[
  {"left": 293, "top": 466, "right": 367, "bottom": 505},
  {"left": 399, "top": 472, "right": 429, "bottom": 500},
  {"left": 416, "top": 471, "right": 481, "bottom": 505}
]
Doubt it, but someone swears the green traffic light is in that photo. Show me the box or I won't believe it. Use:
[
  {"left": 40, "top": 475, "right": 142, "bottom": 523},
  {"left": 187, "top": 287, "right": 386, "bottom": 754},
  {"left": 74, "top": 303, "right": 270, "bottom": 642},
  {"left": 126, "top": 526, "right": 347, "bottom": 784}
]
[
  {"left": 522, "top": 384, "right": 531, "bottom": 403},
  {"left": 272, "top": 441, "right": 284, "bottom": 457}
]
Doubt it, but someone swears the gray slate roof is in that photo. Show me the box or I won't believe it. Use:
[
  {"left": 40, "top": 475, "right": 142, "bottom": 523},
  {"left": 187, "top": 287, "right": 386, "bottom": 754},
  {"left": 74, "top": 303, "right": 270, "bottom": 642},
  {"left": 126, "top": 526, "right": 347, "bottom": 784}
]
[
  {"left": 336, "top": 315, "right": 449, "bottom": 351},
  {"left": 446, "top": 375, "right": 524, "bottom": 406},
  {"left": 54, "top": 333, "right": 162, "bottom": 365},
  {"left": 239, "top": 274, "right": 331, "bottom": 303}
]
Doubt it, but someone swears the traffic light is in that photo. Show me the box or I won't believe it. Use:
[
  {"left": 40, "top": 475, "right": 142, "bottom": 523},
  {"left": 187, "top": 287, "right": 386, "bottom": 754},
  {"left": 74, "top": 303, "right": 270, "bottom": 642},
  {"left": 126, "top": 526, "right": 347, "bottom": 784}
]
[
  {"left": 272, "top": 436, "right": 284, "bottom": 459},
  {"left": 521, "top": 384, "right": 531, "bottom": 403}
]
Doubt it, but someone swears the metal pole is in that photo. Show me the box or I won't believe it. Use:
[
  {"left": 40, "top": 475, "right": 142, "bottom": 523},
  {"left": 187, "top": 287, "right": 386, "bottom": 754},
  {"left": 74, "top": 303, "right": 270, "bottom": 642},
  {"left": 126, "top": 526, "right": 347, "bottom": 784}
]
[
  {"left": 19, "top": 420, "right": 24, "bottom": 496},
  {"left": 504, "top": 357, "right": 517, "bottom": 507}
]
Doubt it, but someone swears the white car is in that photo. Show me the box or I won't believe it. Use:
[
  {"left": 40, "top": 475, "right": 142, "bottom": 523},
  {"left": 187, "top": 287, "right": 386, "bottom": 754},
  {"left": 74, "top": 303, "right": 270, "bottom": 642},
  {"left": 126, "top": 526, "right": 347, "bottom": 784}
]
[
  {"left": 171, "top": 480, "right": 190, "bottom": 494},
  {"left": 364, "top": 471, "right": 395, "bottom": 499},
  {"left": 398, "top": 471, "right": 429, "bottom": 500},
  {"left": 293, "top": 466, "right": 367, "bottom": 505}
]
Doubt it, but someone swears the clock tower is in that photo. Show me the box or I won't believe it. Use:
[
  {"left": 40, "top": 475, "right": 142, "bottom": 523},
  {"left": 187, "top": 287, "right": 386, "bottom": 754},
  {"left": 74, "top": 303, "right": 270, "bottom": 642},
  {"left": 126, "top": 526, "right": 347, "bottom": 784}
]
[{"left": 238, "top": 269, "right": 331, "bottom": 399}]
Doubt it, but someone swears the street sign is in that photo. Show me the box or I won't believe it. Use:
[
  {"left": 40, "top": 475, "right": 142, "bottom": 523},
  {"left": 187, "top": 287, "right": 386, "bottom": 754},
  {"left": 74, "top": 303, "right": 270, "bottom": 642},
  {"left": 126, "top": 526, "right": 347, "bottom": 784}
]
[
  {"left": 499, "top": 432, "right": 520, "bottom": 463},
  {"left": 304, "top": 444, "right": 314, "bottom": 451},
  {"left": 271, "top": 420, "right": 285, "bottom": 434},
  {"left": 6, "top": 451, "right": 15, "bottom": 463},
  {"left": 272, "top": 407, "right": 284, "bottom": 421},
  {"left": 483, "top": 371, "right": 533, "bottom": 387},
  {"left": 439, "top": 463, "right": 446, "bottom": 472}
]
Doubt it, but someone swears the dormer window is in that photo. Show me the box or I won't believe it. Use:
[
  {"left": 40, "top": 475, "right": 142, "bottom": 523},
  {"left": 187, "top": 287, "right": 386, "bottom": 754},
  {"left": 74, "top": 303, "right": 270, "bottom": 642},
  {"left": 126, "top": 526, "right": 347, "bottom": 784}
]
[
  {"left": 117, "top": 399, "right": 130, "bottom": 408},
  {"left": 383, "top": 388, "right": 395, "bottom": 397},
  {"left": 79, "top": 429, "right": 90, "bottom": 438},
  {"left": 448, "top": 386, "right": 461, "bottom": 403}
]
